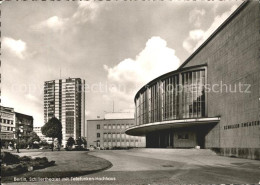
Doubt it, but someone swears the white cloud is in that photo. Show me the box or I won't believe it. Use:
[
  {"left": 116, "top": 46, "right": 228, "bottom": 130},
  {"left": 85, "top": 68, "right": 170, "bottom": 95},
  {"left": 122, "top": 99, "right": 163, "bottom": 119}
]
[
  {"left": 189, "top": 8, "right": 205, "bottom": 28},
  {"left": 2, "top": 37, "right": 27, "bottom": 59},
  {"left": 189, "top": 30, "right": 205, "bottom": 40},
  {"left": 183, "top": 5, "right": 238, "bottom": 53},
  {"left": 104, "top": 36, "right": 180, "bottom": 109},
  {"left": 32, "top": 16, "right": 68, "bottom": 32},
  {"left": 32, "top": 2, "right": 102, "bottom": 32},
  {"left": 183, "top": 29, "right": 204, "bottom": 53}
]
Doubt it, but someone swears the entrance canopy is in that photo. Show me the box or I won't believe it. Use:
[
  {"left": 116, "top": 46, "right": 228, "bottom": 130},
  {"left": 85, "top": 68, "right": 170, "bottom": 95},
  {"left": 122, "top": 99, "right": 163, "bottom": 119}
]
[{"left": 125, "top": 117, "right": 220, "bottom": 136}]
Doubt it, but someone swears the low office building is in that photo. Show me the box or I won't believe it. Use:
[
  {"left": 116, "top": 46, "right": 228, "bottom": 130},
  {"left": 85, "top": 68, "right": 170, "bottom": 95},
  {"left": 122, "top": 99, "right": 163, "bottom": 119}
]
[
  {"left": 0, "top": 106, "right": 16, "bottom": 147},
  {"left": 87, "top": 112, "right": 145, "bottom": 149},
  {"left": 126, "top": 1, "right": 260, "bottom": 159}
]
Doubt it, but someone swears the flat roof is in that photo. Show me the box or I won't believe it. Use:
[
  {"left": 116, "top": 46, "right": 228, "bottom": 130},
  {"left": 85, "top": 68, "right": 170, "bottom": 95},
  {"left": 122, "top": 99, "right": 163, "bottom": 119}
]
[
  {"left": 125, "top": 117, "right": 220, "bottom": 136},
  {"left": 15, "top": 112, "right": 33, "bottom": 119}
]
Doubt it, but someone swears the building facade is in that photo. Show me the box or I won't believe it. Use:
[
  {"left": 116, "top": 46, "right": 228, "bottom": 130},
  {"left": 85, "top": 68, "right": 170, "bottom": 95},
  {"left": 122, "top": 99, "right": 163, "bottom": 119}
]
[
  {"left": 15, "top": 112, "right": 34, "bottom": 140},
  {"left": 44, "top": 78, "right": 85, "bottom": 146},
  {"left": 0, "top": 106, "right": 16, "bottom": 147},
  {"left": 0, "top": 106, "right": 34, "bottom": 148},
  {"left": 33, "top": 127, "right": 44, "bottom": 141},
  {"left": 126, "top": 1, "right": 260, "bottom": 159},
  {"left": 87, "top": 113, "right": 145, "bottom": 149},
  {"left": 33, "top": 127, "right": 52, "bottom": 144}
]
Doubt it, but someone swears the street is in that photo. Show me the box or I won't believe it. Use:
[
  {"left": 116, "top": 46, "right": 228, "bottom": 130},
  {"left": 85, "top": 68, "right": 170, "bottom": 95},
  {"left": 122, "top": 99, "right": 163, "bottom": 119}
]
[
  {"left": 82, "top": 149, "right": 260, "bottom": 184},
  {"left": 3, "top": 148, "right": 260, "bottom": 184}
]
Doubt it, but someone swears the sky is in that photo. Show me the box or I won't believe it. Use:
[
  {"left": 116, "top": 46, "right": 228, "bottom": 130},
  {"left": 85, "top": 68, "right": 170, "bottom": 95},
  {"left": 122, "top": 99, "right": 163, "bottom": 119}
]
[{"left": 1, "top": 0, "right": 242, "bottom": 127}]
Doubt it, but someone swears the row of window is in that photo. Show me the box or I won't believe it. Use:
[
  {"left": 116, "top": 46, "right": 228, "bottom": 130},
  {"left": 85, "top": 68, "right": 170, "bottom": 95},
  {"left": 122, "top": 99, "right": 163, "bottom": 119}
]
[
  {"left": 97, "top": 132, "right": 135, "bottom": 139},
  {"left": 1, "top": 126, "right": 15, "bottom": 131},
  {"left": 0, "top": 134, "right": 15, "bottom": 139},
  {"left": 0, "top": 119, "right": 14, "bottom": 124},
  {"left": 136, "top": 68, "right": 206, "bottom": 125},
  {"left": 97, "top": 124, "right": 134, "bottom": 130},
  {"left": 99, "top": 142, "right": 140, "bottom": 148},
  {"left": 104, "top": 139, "right": 139, "bottom": 142}
]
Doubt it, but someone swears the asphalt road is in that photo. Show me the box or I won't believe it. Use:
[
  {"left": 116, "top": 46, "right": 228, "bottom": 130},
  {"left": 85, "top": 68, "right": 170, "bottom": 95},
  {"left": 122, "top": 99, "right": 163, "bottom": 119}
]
[
  {"left": 4, "top": 149, "right": 260, "bottom": 184},
  {"left": 80, "top": 149, "right": 260, "bottom": 184}
]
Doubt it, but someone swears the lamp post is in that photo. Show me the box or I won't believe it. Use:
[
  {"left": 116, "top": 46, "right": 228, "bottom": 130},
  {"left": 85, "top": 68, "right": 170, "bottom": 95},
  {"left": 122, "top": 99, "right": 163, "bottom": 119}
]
[
  {"left": 15, "top": 124, "right": 23, "bottom": 153},
  {"left": 15, "top": 129, "right": 20, "bottom": 153}
]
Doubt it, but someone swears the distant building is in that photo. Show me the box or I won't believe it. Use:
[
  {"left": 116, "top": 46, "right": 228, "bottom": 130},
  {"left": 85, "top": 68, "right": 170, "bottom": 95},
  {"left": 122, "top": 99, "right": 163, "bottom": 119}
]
[
  {"left": 33, "top": 127, "right": 53, "bottom": 144},
  {"left": 33, "top": 127, "right": 45, "bottom": 141},
  {"left": 0, "top": 106, "right": 16, "bottom": 147},
  {"left": 15, "top": 112, "right": 34, "bottom": 140},
  {"left": 87, "top": 112, "right": 145, "bottom": 149},
  {"left": 44, "top": 78, "right": 85, "bottom": 146}
]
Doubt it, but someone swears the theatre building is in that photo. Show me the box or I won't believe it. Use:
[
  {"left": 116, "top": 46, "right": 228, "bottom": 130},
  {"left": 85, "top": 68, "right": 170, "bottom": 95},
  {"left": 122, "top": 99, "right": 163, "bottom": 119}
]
[{"left": 126, "top": 1, "right": 260, "bottom": 159}]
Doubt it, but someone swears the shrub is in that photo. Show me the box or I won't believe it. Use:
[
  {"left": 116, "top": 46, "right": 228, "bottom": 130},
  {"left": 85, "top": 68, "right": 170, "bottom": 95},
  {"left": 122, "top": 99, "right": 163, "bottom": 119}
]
[
  {"left": 19, "top": 156, "right": 32, "bottom": 162},
  {"left": 1, "top": 153, "right": 55, "bottom": 177},
  {"left": 1, "top": 152, "right": 20, "bottom": 165}
]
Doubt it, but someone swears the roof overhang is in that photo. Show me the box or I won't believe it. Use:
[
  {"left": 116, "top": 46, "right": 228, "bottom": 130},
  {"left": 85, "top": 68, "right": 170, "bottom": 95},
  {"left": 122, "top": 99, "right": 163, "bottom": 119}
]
[{"left": 125, "top": 117, "right": 220, "bottom": 136}]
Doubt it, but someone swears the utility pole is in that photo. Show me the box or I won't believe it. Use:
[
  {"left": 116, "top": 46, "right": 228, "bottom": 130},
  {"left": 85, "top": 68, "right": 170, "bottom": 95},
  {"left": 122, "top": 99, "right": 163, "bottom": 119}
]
[
  {"left": 113, "top": 100, "right": 114, "bottom": 113},
  {"left": 16, "top": 129, "right": 20, "bottom": 153}
]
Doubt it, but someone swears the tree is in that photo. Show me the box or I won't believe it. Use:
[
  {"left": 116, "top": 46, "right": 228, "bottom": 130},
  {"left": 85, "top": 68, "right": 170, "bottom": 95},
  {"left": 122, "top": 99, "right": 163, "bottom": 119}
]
[
  {"left": 41, "top": 117, "right": 62, "bottom": 151},
  {"left": 81, "top": 137, "right": 87, "bottom": 148},
  {"left": 66, "top": 137, "right": 75, "bottom": 150},
  {"left": 28, "top": 132, "right": 40, "bottom": 148}
]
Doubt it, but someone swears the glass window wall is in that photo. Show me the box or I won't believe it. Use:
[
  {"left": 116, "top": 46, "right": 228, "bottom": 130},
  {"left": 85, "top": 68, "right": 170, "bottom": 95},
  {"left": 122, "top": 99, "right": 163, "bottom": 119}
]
[{"left": 135, "top": 67, "right": 206, "bottom": 125}]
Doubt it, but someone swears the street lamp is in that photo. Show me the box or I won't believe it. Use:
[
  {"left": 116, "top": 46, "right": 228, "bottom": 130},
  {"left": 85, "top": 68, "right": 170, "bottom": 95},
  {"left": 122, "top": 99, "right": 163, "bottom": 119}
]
[{"left": 14, "top": 124, "right": 23, "bottom": 153}]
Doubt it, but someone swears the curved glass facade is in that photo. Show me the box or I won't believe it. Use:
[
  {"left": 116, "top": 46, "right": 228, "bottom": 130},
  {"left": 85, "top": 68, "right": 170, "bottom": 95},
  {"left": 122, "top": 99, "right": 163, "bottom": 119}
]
[{"left": 135, "top": 66, "right": 207, "bottom": 125}]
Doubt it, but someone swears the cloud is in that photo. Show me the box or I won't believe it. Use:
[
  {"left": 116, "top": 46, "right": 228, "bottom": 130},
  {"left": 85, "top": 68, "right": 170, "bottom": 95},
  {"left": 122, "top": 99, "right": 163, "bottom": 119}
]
[
  {"left": 32, "top": 16, "right": 68, "bottom": 32},
  {"left": 182, "top": 29, "right": 204, "bottom": 53},
  {"left": 183, "top": 5, "right": 238, "bottom": 53},
  {"left": 32, "top": 2, "right": 102, "bottom": 32},
  {"left": 104, "top": 36, "right": 180, "bottom": 108},
  {"left": 72, "top": 1, "right": 102, "bottom": 24},
  {"left": 189, "top": 29, "right": 205, "bottom": 40},
  {"left": 189, "top": 8, "right": 205, "bottom": 28},
  {"left": 2, "top": 37, "right": 27, "bottom": 59}
]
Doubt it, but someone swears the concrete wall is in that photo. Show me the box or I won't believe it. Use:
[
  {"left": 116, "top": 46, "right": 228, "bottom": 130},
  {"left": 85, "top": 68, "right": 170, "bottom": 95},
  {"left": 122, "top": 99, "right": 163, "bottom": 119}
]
[
  {"left": 182, "top": 1, "right": 260, "bottom": 158},
  {"left": 173, "top": 130, "right": 197, "bottom": 148}
]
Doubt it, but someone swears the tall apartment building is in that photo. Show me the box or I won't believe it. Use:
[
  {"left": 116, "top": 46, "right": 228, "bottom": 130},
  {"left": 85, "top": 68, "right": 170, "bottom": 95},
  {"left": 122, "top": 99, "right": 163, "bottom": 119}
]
[{"left": 44, "top": 78, "right": 85, "bottom": 146}]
